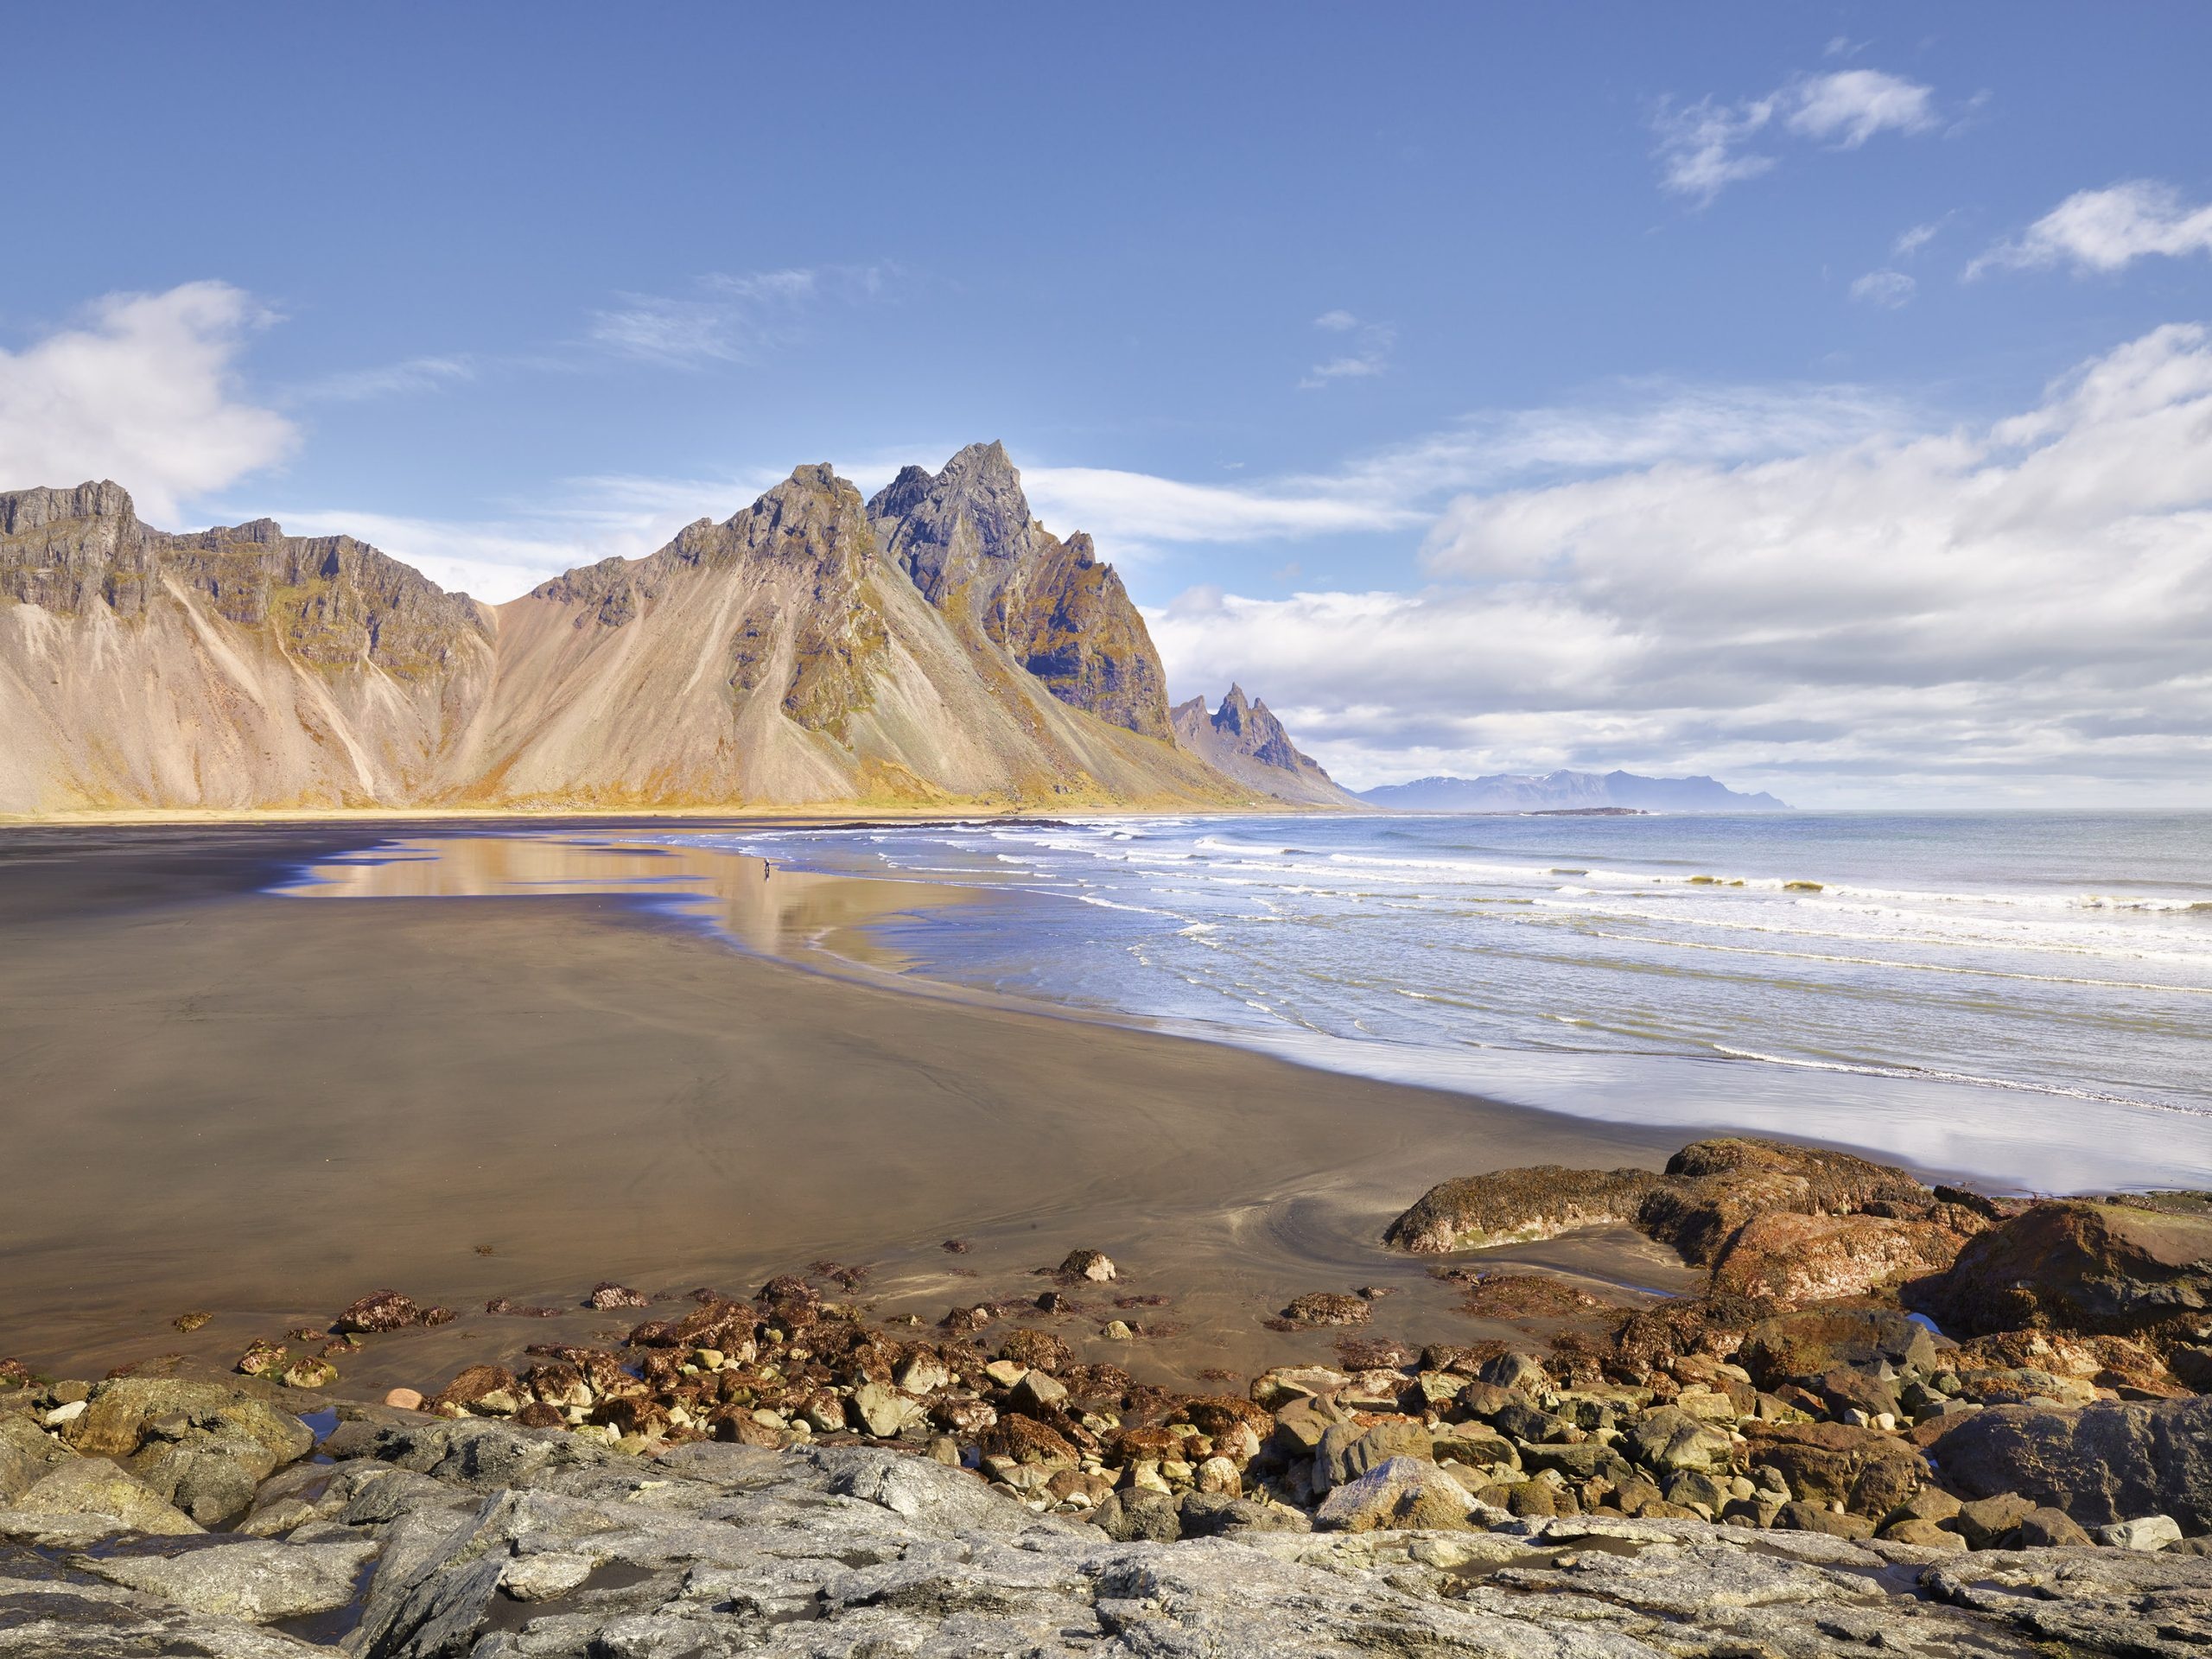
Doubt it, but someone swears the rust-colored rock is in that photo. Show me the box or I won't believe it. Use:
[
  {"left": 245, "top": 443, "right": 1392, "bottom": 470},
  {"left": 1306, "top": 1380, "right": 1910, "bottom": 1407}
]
[
  {"left": 1744, "top": 1421, "right": 1929, "bottom": 1517},
  {"left": 1279, "top": 1294, "right": 1371, "bottom": 1328},
  {"left": 430, "top": 1364, "right": 521, "bottom": 1416},
  {"left": 1911, "top": 1198, "right": 2212, "bottom": 1338},
  {"left": 334, "top": 1290, "right": 421, "bottom": 1334},
  {"left": 998, "top": 1330, "right": 1075, "bottom": 1372},
  {"left": 980, "top": 1413, "right": 1079, "bottom": 1465},
  {"left": 1708, "top": 1211, "right": 1968, "bottom": 1308}
]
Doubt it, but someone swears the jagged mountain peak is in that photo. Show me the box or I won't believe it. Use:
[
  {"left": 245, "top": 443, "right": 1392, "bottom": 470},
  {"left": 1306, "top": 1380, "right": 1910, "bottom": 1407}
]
[
  {"left": 866, "top": 441, "right": 1036, "bottom": 596},
  {"left": 1172, "top": 686, "right": 1364, "bottom": 808},
  {"left": 864, "top": 443, "right": 1173, "bottom": 742}
]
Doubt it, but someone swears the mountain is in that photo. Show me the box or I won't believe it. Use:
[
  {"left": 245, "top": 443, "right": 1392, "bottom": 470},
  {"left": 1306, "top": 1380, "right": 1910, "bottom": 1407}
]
[
  {"left": 1171, "top": 686, "right": 1366, "bottom": 808},
  {"left": 0, "top": 448, "right": 1252, "bottom": 815},
  {"left": 1358, "top": 769, "right": 1789, "bottom": 813}
]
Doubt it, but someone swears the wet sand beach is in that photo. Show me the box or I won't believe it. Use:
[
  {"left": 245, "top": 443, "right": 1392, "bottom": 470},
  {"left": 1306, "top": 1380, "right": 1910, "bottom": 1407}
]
[{"left": 0, "top": 820, "right": 1708, "bottom": 1394}]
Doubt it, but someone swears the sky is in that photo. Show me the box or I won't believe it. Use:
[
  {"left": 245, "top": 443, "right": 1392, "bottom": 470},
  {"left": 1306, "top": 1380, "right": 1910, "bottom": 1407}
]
[{"left": 3, "top": 3, "right": 2210, "bottom": 804}]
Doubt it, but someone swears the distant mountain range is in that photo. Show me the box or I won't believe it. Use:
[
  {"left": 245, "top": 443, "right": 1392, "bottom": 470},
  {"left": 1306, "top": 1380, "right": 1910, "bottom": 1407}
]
[
  {"left": 0, "top": 446, "right": 1367, "bottom": 816},
  {"left": 1358, "top": 770, "right": 1789, "bottom": 813}
]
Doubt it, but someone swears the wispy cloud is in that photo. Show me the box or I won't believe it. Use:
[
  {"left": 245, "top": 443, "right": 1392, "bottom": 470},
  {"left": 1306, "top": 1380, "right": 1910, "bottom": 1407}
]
[
  {"left": 1969, "top": 181, "right": 2212, "bottom": 277},
  {"left": 589, "top": 264, "right": 892, "bottom": 368},
  {"left": 1654, "top": 68, "right": 1940, "bottom": 205},
  {"left": 1849, "top": 269, "right": 1916, "bottom": 308},
  {"left": 296, "top": 354, "right": 478, "bottom": 404},
  {"left": 1022, "top": 378, "right": 1906, "bottom": 560},
  {"left": 1893, "top": 219, "right": 1946, "bottom": 258},
  {"left": 1299, "top": 310, "right": 1394, "bottom": 389},
  {"left": 0, "top": 281, "right": 296, "bottom": 523},
  {"left": 1785, "top": 69, "right": 1937, "bottom": 148}
]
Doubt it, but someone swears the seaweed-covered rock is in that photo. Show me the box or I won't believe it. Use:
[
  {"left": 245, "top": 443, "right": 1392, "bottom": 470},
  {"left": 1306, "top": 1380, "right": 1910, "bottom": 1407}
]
[{"left": 1385, "top": 1166, "right": 1662, "bottom": 1254}]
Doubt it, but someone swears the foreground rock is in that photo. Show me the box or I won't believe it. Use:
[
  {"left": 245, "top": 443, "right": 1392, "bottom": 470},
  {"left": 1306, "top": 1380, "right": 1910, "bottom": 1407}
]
[
  {"left": 9, "top": 1408, "right": 2212, "bottom": 1656},
  {"left": 1914, "top": 1197, "right": 2212, "bottom": 1339},
  {"left": 1929, "top": 1392, "right": 2212, "bottom": 1531},
  {"left": 1389, "top": 1136, "right": 1981, "bottom": 1306}
]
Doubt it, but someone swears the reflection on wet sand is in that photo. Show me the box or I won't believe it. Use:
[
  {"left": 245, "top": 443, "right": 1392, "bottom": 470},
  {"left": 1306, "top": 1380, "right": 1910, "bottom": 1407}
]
[{"left": 275, "top": 834, "right": 964, "bottom": 973}]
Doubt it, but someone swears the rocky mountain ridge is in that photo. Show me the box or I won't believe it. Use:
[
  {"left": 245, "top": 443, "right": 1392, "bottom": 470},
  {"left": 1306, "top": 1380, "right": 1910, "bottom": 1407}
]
[
  {"left": 1171, "top": 684, "right": 1365, "bottom": 808},
  {"left": 0, "top": 448, "right": 1334, "bottom": 816}
]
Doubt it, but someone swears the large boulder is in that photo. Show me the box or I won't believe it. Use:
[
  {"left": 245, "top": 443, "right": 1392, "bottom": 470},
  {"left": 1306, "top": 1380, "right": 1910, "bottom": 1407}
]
[
  {"left": 1638, "top": 1138, "right": 1935, "bottom": 1267},
  {"left": 1385, "top": 1137, "right": 1936, "bottom": 1274},
  {"left": 0, "top": 1413, "right": 73, "bottom": 1503},
  {"left": 1736, "top": 1307, "right": 1937, "bottom": 1390},
  {"left": 1743, "top": 1421, "right": 1929, "bottom": 1517},
  {"left": 1709, "top": 1211, "right": 1969, "bottom": 1308},
  {"left": 64, "top": 1377, "right": 314, "bottom": 1465},
  {"left": 1313, "top": 1456, "right": 1479, "bottom": 1531},
  {"left": 0, "top": 1456, "right": 202, "bottom": 1538},
  {"left": 57, "top": 1376, "right": 315, "bottom": 1529},
  {"left": 1384, "top": 1166, "right": 1660, "bottom": 1253},
  {"left": 1912, "top": 1199, "right": 2212, "bottom": 1338},
  {"left": 1927, "top": 1392, "right": 2212, "bottom": 1531}
]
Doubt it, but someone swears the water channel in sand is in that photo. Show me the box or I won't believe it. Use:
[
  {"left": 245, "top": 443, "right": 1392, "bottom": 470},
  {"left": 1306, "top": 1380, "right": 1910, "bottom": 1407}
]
[{"left": 270, "top": 832, "right": 967, "bottom": 981}]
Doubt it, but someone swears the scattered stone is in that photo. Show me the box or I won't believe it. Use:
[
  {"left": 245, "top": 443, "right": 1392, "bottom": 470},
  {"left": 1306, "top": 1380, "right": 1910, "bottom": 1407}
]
[
  {"left": 171, "top": 1310, "right": 213, "bottom": 1333},
  {"left": 1316, "top": 1455, "right": 1478, "bottom": 1531},
  {"left": 1279, "top": 1293, "right": 1370, "bottom": 1327},
  {"left": 1058, "top": 1249, "right": 1117, "bottom": 1282},
  {"left": 588, "top": 1281, "right": 650, "bottom": 1309},
  {"left": 2097, "top": 1513, "right": 2185, "bottom": 1551},
  {"left": 281, "top": 1357, "right": 337, "bottom": 1390},
  {"left": 384, "top": 1388, "right": 425, "bottom": 1411},
  {"left": 428, "top": 1364, "right": 520, "bottom": 1416},
  {"left": 233, "top": 1339, "right": 287, "bottom": 1377},
  {"left": 334, "top": 1289, "right": 422, "bottom": 1333}
]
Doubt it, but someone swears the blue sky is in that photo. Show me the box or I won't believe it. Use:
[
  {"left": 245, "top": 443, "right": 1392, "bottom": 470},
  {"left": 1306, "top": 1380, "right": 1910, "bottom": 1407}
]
[{"left": 4, "top": 3, "right": 2211, "bottom": 802}]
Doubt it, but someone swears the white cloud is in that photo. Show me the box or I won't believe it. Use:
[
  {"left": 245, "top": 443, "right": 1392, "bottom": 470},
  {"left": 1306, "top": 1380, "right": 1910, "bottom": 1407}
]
[
  {"left": 1849, "top": 269, "right": 1916, "bottom": 308},
  {"left": 1783, "top": 69, "right": 1936, "bottom": 148},
  {"left": 1299, "top": 310, "right": 1394, "bottom": 389},
  {"left": 1970, "top": 181, "right": 2212, "bottom": 277},
  {"left": 0, "top": 281, "right": 296, "bottom": 523},
  {"left": 589, "top": 264, "right": 887, "bottom": 368},
  {"left": 1150, "top": 325, "right": 2212, "bottom": 804},
  {"left": 1653, "top": 69, "right": 1938, "bottom": 204}
]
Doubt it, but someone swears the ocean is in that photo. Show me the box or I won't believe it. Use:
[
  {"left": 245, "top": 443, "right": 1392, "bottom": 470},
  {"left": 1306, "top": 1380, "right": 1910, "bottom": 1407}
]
[{"left": 678, "top": 810, "right": 2212, "bottom": 1194}]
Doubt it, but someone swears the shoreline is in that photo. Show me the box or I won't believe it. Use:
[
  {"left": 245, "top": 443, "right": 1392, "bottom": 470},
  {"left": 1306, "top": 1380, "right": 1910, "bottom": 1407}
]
[
  {"left": 0, "top": 816, "right": 2173, "bottom": 1394},
  {"left": 0, "top": 817, "right": 1713, "bottom": 1390}
]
